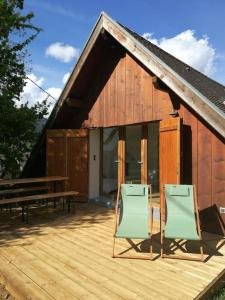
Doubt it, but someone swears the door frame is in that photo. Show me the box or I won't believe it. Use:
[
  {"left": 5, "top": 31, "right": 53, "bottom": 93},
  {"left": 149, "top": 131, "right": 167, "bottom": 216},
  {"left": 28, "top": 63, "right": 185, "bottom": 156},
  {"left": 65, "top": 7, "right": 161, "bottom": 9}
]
[
  {"left": 100, "top": 125, "right": 148, "bottom": 197},
  {"left": 118, "top": 124, "right": 148, "bottom": 186},
  {"left": 100, "top": 119, "right": 181, "bottom": 199}
]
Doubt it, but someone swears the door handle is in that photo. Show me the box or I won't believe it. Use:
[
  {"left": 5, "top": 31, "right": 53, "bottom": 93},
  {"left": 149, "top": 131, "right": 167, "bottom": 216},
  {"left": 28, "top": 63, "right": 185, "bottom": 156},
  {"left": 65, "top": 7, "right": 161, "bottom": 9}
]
[
  {"left": 137, "top": 161, "right": 143, "bottom": 164},
  {"left": 114, "top": 160, "right": 120, "bottom": 163}
]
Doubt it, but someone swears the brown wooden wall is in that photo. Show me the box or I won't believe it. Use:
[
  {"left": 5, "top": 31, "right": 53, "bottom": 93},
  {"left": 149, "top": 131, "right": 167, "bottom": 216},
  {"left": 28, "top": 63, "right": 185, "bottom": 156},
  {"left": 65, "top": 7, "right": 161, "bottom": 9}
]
[
  {"left": 83, "top": 52, "right": 173, "bottom": 127},
  {"left": 82, "top": 50, "right": 225, "bottom": 234},
  {"left": 180, "top": 104, "right": 225, "bottom": 235},
  {"left": 46, "top": 129, "right": 88, "bottom": 202}
]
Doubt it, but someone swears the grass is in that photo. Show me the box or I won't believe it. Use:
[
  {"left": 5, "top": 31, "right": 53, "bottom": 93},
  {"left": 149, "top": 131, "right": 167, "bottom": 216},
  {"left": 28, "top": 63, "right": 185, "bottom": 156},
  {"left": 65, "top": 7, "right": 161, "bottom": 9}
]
[{"left": 208, "top": 287, "right": 225, "bottom": 300}]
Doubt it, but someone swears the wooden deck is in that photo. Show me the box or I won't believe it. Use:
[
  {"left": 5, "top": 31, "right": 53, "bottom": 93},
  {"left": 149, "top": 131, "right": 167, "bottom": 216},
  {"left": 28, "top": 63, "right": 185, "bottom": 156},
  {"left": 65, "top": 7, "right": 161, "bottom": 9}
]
[{"left": 0, "top": 203, "right": 224, "bottom": 300}]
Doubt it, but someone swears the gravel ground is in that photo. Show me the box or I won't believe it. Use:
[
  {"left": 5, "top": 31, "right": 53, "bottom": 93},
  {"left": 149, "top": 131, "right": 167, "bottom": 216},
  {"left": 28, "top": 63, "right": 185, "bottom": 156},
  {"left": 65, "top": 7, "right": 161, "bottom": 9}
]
[{"left": 0, "top": 283, "right": 14, "bottom": 300}]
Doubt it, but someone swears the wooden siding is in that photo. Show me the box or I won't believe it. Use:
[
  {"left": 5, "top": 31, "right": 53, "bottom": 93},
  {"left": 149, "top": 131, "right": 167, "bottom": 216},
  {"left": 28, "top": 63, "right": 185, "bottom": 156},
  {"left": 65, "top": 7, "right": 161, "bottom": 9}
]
[
  {"left": 83, "top": 52, "right": 173, "bottom": 128},
  {"left": 46, "top": 130, "right": 88, "bottom": 201},
  {"left": 46, "top": 136, "right": 67, "bottom": 178},
  {"left": 180, "top": 104, "right": 225, "bottom": 234},
  {"left": 82, "top": 49, "right": 225, "bottom": 234}
]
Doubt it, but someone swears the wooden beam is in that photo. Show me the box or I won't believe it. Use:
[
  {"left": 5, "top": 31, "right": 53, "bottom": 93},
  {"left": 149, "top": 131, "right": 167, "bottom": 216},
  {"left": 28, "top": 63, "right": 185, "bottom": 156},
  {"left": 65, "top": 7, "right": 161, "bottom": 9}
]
[
  {"left": 152, "top": 76, "right": 168, "bottom": 92},
  {"left": 66, "top": 98, "right": 84, "bottom": 108}
]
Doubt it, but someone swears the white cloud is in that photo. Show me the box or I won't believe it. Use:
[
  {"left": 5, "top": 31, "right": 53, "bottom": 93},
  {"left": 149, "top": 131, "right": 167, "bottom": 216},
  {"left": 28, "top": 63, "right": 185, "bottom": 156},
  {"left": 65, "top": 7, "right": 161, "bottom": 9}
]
[
  {"left": 20, "top": 73, "right": 45, "bottom": 107},
  {"left": 142, "top": 32, "right": 158, "bottom": 45},
  {"left": 46, "top": 87, "right": 62, "bottom": 100},
  {"left": 20, "top": 73, "right": 62, "bottom": 115},
  {"left": 142, "top": 30, "right": 215, "bottom": 76},
  {"left": 46, "top": 42, "right": 79, "bottom": 63},
  {"left": 62, "top": 72, "right": 70, "bottom": 84}
]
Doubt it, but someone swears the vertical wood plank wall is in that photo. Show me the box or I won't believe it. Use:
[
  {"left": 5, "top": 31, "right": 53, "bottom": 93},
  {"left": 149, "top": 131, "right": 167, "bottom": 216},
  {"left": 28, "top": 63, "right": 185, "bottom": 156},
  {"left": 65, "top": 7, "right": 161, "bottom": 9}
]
[
  {"left": 46, "top": 46, "right": 224, "bottom": 234},
  {"left": 82, "top": 50, "right": 225, "bottom": 234},
  {"left": 180, "top": 104, "right": 225, "bottom": 234},
  {"left": 46, "top": 130, "right": 89, "bottom": 202},
  {"left": 84, "top": 52, "right": 173, "bottom": 128}
]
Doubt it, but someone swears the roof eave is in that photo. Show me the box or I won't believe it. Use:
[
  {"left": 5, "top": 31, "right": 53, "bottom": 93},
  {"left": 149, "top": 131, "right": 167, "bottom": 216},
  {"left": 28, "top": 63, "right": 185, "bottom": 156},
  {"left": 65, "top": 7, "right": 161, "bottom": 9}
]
[
  {"left": 102, "top": 13, "right": 225, "bottom": 138},
  {"left": 39, "top": 12, "right": 225, "bottom": 137}
]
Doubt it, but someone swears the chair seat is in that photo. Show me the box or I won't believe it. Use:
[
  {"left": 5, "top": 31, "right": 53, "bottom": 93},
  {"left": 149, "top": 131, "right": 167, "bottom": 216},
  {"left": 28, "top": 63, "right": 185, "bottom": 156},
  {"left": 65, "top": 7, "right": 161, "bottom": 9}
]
[
  {"left": 165, "top": 225, "right": 200, "bottom": 240},
  {"left": 116, "top": 213, "right": 149, "bottom": 239},
  {"left": 164, "top": 185, "right": 200, "bottom": 240}
]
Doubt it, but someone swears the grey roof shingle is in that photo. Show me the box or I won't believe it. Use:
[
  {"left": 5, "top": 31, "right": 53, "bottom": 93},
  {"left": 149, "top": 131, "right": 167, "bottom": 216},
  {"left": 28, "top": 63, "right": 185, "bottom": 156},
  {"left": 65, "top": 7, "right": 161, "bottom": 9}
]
[{"left": 121, "top": 24, "right": 225, "bottom": 114}]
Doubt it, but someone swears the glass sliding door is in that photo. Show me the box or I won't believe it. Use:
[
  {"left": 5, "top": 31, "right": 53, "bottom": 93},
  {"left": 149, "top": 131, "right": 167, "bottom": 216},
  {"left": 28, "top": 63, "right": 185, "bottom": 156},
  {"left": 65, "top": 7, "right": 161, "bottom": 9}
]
[
  {"left": 101, "top": 123, "right": 160, "bottom": 200},
  {"left": 148, "top": 122, "right": 160, "bottom": 197},
  {"left": 102, "top": 127, "right": 119, "bottom": 197},
  {"left": 125, "top": 125, "right": 142, "bottom": 183}
]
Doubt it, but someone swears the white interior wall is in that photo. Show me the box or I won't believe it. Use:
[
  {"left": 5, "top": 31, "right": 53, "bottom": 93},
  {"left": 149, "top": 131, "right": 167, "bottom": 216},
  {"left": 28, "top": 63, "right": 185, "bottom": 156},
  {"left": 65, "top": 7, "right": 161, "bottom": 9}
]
[{"left": 89, "top": 129, "right": 100, "bottom": 199}]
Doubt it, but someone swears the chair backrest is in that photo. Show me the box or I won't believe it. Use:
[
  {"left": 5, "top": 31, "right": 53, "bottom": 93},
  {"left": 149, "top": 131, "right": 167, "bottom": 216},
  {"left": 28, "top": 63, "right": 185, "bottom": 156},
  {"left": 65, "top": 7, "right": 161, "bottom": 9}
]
[
  {"left": 121, "top": 184, "right": 149, "bottom": 214},
  {"left": 116, "top": 184, "right": 149, "bottom": 239},
  {"left": 164, "top": 184, "right": 200, "bottom": 240}
]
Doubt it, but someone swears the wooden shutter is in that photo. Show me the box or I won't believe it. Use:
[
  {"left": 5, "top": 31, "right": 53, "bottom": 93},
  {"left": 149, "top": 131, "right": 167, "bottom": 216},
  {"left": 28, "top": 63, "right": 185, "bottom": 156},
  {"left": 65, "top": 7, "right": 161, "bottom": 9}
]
[
  {"left": 46, "top": 131, "right": 67, "bottom": 178},
  {"left": 46, "top": 129, "right": 88, "bottom": 202},
  {"left": 159, "top": 117, "right": 182, "bottom": 188}
]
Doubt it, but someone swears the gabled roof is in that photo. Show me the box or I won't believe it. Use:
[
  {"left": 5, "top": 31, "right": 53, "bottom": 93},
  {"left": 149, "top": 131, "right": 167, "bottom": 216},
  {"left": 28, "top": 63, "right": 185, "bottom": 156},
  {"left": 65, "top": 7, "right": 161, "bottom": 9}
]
[
  {"left": 122, "top": 25, "right": 225, "bottom": 115},
  {"left": 23, "top": 12, "right": 225, "bottom": 176},
  {"left": 49, "top": 12, "right": 225, "bottom": 137}
]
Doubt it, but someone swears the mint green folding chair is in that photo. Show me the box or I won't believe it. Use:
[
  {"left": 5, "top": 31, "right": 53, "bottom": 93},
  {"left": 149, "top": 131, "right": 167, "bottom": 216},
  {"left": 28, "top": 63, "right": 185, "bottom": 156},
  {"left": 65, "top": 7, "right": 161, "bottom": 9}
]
[
  {"left": 112, "top": 183, "right": 153, "bottom": 260},
  {"left": 161, "top": 184, "right": 204, "bottom": 261}
]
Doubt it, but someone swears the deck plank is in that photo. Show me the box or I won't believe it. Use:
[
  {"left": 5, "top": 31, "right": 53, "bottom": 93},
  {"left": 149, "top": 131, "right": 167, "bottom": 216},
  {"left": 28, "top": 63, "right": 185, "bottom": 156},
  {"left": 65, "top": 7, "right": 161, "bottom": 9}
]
[{"left": 0, "top": 204, "right": 224, "bottom": 300}]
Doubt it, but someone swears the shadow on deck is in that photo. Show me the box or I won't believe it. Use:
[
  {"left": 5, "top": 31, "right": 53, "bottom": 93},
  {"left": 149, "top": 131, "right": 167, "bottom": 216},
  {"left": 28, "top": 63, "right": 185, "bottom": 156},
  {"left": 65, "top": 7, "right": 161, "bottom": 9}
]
[
  {"left": 0, "top": 203, "right": 113, "bottom": 247},
  {"left": 0, "top": 203, "right": 224, "bottom": 299}
]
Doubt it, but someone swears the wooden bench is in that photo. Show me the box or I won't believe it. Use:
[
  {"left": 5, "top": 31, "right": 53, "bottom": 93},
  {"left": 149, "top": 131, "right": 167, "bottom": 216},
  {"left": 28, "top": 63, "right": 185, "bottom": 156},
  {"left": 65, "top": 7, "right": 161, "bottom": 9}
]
[
  {"left": 0, "top": 191, "right": 80, "bottom": 223},
  {"left": 0, "top": 186, "right": 50, "bottom": 214},
  {"left": 0, "top": 186, "right": 50, "bottom": 196}
]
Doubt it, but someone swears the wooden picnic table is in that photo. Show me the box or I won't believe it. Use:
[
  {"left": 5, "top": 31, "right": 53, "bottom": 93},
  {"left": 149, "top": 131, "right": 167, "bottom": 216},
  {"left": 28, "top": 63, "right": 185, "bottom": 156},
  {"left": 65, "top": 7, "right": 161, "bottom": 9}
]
[
  {"left": 0, "top": 176, "right": 76, "bottom": 223},
  {"left": 0, "top": 176, "right": 68, "bottom": 186},
  {"left": 0, "top": 176, "right": 69, "bottom": 207}
]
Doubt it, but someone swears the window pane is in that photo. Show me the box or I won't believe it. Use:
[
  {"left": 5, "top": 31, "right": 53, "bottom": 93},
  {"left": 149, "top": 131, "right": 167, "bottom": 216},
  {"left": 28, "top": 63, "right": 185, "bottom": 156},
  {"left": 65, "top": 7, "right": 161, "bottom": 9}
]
[
  {"left": 102, "top": 127, "right": 118, "bottom": 196},
  {"left": 125, "top": 125, "right": 142, "bottom": 183}
]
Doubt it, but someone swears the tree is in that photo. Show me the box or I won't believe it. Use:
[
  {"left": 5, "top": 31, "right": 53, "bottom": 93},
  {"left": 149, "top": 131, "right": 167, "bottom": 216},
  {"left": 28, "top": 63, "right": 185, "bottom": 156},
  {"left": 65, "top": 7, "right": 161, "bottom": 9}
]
[{"left": 0, "top": 0, "right": 49, "bottom": 178}]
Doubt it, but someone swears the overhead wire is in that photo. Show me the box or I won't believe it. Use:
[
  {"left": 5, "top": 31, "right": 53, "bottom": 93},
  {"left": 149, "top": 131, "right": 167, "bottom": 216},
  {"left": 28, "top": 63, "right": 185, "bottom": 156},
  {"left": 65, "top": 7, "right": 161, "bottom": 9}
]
[{"left": 25, "top": 75, "right": 58, "bottom": 102}]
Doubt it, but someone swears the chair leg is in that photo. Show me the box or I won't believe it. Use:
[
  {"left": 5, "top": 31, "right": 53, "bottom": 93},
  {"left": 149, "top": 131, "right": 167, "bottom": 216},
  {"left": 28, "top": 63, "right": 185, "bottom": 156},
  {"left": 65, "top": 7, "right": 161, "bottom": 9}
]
[
  {"left": 72, "top": 197, "right": 76, "bottom": 213},
  {"left": 160, "top": 208, "right": 164, "bottom": 258},
  {"left": 161, "top": 232, "right": 164, "bottom": 258},
  {"left": 26, "top": 203, "right": 29, "bottom": 224},
  {"left": 150, "top": 206, "right": 154, "bottom": 259},
  {"left": 161, "top": 238, "right": 204, "bottom": 261},
  {"left": 112, "top": 235, "right": 116, "bottom": 258},
  {"left": 149, "top": 237, "right": 153, "bottom": 260},
  {"left": 67, "top": 198, "right": 71, "bottom": 213},
  {"left": 200, "top": 240, "right": 204, "bottom": 261},
  {"left": 22, "top": 205, "right": 25, "bottom": 222}
]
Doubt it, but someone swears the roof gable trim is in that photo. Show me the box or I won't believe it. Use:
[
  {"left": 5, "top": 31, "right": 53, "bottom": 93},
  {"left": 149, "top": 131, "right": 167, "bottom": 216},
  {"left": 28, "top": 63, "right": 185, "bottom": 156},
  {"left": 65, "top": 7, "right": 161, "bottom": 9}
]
[
  {"left": 48, "top": 12, "right": 225, "bottom": 138},
  {"left": 101, "top": 12, "right": 225, "bottom": 137}
]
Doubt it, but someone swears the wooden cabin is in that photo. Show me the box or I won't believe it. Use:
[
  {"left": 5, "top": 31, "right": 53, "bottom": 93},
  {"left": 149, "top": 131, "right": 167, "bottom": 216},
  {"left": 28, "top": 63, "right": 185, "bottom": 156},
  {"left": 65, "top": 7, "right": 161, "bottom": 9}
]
[{"left": 23, "top": 12, "right": 225, "bottom": 236}]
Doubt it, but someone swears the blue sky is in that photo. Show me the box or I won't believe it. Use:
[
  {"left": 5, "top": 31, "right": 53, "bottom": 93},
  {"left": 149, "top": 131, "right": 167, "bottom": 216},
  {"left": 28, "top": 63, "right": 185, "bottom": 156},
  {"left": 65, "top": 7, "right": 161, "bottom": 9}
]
[{"left": 22, "top": 0, "right": 225, "bottom": 107}]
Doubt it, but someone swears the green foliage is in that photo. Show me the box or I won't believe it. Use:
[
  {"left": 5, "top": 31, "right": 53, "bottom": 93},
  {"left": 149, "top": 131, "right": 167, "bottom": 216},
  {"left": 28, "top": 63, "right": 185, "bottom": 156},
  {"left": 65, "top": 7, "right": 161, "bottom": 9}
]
[
  {"left": 212, "top": 287, "right": 225, "bottom": 300},
  {"left": 0, "top": 0, "right": 49, "bottom": 178},
  {"left": 208, "top": 287, "right": 225, "bottom": 300}
]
